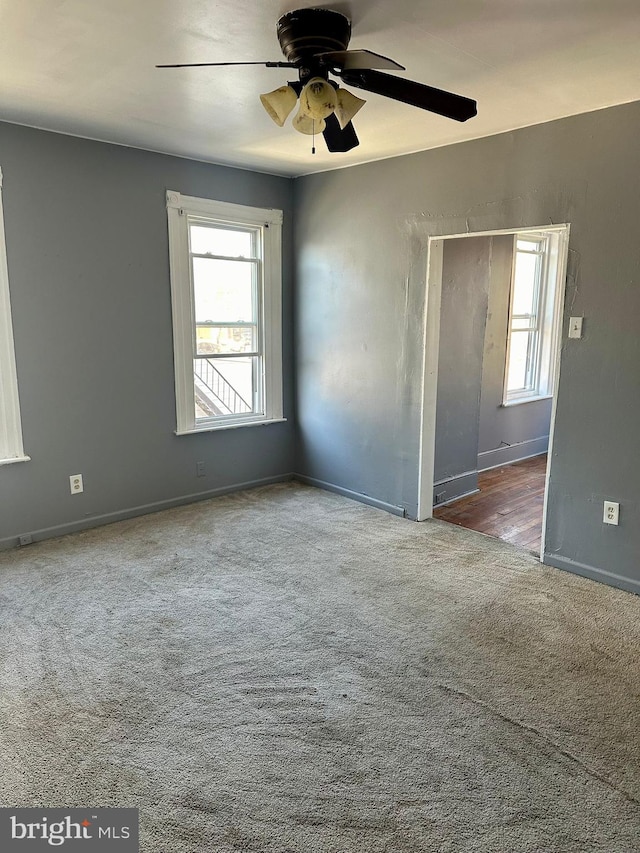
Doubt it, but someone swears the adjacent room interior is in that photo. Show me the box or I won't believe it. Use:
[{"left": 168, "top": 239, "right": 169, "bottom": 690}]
[
  {"left": 431, "top": 227, "right": 568, "bottom": 554},
  {"left": 0, "top": 3, "right": 639, "bottom": 851}
]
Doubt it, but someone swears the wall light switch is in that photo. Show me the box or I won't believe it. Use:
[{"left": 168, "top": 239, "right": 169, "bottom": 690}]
[{"left": 568, "top": 316, "right": 584, "bottom": 339}]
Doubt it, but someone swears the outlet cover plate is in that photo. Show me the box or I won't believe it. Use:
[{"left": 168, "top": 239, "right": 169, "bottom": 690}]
[{"left": 603, "top": 500, "right": 619, "bottom": 525}]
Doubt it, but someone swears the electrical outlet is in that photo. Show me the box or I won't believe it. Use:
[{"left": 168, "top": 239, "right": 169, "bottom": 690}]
[
  {"left": 19, "top": 534, "right": 33, "bottom": 546},
  {"left": 196, "top": 461, "right": 206, "bottom": 477},
  {"left": 603, "top": 500, "right": 619, "bottom": 525},
  {"left": 70, "top": 474, "right": 84, "bottom": 495}
]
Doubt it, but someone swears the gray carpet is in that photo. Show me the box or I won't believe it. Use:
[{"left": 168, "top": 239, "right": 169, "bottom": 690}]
[{"left": 0, "top": 482, "right": 639, "bottom": 852}]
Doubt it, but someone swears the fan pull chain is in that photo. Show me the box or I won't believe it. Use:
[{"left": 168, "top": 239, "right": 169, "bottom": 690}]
[{"left": 312, "top": 120, "right": 316, "bottom": 155}]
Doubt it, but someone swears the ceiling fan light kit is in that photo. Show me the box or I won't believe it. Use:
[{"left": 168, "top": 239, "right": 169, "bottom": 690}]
[
  {"left": 259, "top": 84, "right": 298, "bottom": 127},
  {"left": 299, "top": 77, "right": 338, "bottom": 121},
  {"left": 292, "top": 109, "right": 326, "bottom": 136},
  {"left": 334, "top": 87, "right": 366, "bottom": 130},
  {"left": 157, "top": 7, "right": 477, "bottom": 155}
]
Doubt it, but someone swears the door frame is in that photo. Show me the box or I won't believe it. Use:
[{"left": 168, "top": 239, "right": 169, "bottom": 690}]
[{"left": 416, "top": 223, "right": 571, "bottom": 560}]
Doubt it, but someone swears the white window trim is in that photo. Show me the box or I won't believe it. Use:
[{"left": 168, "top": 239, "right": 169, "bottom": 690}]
[
  {"left": 166, "top": 190, "right": 284, "bottom": 434},
  {"left": 501, "top": 394, "right": 553, "bottom": 408},
  {"left": 0, "top": 167, "right": 29, "bottom": 465},
  {"left": 503, "top": 230, "right": 564, "bottom": 406}
]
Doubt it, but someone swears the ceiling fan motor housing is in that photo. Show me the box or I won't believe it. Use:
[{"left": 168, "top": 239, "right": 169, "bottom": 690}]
[{"left": 277, "top": 8, "right": 351, "bottom": 77}]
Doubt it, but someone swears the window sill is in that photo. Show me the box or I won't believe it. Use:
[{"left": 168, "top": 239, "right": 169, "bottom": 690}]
[
  {"left": 501, "top": 395, "right": 552, "bottom": 408},
  {"left": 0, "top": 455, "right": 31, "bottom": 467},
  {"left": 176, "top": 417, "right": 287, "bottom": 435}
]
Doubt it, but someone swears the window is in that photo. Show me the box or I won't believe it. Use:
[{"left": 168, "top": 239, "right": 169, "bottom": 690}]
[
  {"left": 0, "top": 167, "right": 29, "bottom": 465},
  {"left": 503, "top": 231, "right": 565, "bottom": 405},
  {"left": 166, "top": 191, "right": 284, "bottom": 433}
]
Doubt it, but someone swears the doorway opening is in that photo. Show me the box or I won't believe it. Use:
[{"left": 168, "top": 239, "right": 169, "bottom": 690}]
[{"left": 417, "top": 224, "right": 570, "bottom": 559}]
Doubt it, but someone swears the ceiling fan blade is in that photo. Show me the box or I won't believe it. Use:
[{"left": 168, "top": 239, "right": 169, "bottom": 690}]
[
  {"left": 322, "top": 112, "right": 359, "bottom": 153},
  {"left": 155, "top": 61, "right": 295, "bottom": 68},
  {"left": 317, "top": 49, "right": 405, "bottom": 72},
  {"left": 339, "top": 69, "right": 477, "bottom": 122}
]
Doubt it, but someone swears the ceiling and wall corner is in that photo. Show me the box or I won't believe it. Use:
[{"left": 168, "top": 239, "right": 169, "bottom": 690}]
[{"left": 0, "top": 1, "right": 639, "bottom": 176}]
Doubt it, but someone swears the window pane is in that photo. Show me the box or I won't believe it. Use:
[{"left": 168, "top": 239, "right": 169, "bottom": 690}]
[
  {"left": 512, "top": 252, "right": 539, "bottom": 316},
  {"left": 190, "top": 224, "right": 254, "bottom": 258},
  {"left": 507, "top": 331, "right": 532, "bottom": 392},
  {"left": 195, "top": 325, "right": 256, "bottom": 355},
  {"left": 511, "top": 317, "right": 534, "bottom": 331},
  {"left": 193, "top": 258, "right": 255, "bottom": 324},
  {"left": 516, "top": 239, "right": 542, "bottom": 253},
  {"left": 194, "top": 356, "right": 256, "bottom": 419}
]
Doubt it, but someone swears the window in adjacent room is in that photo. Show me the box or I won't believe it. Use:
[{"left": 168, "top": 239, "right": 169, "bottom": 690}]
[
  {"left": 0, "top": 167, "right": 29, "bottom": 465},
  {"left": 166, "top": 191, "right": 284, "bottom": 433},
  {"left": 503, "top": 231, "right": 564, "bottom": 405}
]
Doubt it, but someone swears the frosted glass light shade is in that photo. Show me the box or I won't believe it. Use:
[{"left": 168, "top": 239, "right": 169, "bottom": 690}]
[
  {"left": 259, "top": 85, "right": 298, "bottom": 127},
  {"left": 292, "top": 108, "right": 326, "bottom": 135},
  {"left": 300, "top": 77, "right": 337, "bottom": 120},
  {"left": 335, "top": 88, "right": 366, "bottom": 129}
]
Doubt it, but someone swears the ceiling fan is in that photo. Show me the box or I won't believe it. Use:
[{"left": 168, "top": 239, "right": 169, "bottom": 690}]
[{"left": 157, "top": 7, "right": 477, "bottom": 154}]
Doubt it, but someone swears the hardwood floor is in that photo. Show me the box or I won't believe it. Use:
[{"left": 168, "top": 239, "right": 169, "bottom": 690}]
[{"left": 433, "top": 454, "right": 547, "bottom": 553}]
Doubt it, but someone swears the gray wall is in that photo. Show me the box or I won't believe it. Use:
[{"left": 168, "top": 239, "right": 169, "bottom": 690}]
[
  {"left": 0, "top": 123, "right": 295, "bottom": 547},
  {"left": 433, "top": 237, "right": 490, "bottom": 503},
  {"left": 294, "top": 100, "right": 640, "bottom": 594},
  {"left": 477, "top": 235, "right": 552, "bottom": 470}
]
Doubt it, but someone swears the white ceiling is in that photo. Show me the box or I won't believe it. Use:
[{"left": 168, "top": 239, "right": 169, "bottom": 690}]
[{"left": 1, "top": 1, "right": 639, "bottom": 177}]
